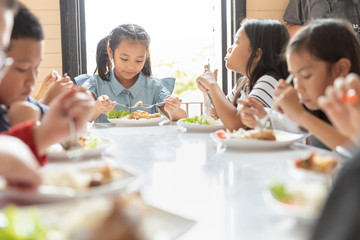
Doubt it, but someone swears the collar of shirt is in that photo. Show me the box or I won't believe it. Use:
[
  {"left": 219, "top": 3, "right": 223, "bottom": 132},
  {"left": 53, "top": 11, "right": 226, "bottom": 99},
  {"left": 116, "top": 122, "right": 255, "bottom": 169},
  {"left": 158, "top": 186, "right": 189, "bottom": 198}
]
[{"left": 108, "top": 70, "right": 146, "bottom": 98}]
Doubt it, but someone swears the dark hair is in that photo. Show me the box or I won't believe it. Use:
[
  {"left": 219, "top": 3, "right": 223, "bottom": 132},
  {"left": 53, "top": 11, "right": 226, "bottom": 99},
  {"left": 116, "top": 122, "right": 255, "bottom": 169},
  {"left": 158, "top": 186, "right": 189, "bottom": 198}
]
[
  {"left": 232, "top": 19, "right": 289, "bottom": 105},
  {"left": 287, "top": 18, "right": 360, "bottom": 75},
  {"left": 94, "top": 35, "right": 111, "bottom": 77},
  {"left": 0, "top": 0, "right": 18, "bottom": 11},
  {"left": 287, "top": 18, "right": 360, "bottom": 125},
  {"left": 98, "top": 24, "right": 152, "bottom": 81},
  {"left": 10, "top": 3, "right": 44, "bottom": 41}
]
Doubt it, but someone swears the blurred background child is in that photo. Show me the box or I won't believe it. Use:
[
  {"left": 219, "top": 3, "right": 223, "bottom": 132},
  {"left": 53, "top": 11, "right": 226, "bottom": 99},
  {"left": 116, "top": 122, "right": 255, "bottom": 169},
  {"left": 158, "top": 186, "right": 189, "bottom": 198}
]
[{"left": 196, "top": 18, "right": 289, "bottom": 131}]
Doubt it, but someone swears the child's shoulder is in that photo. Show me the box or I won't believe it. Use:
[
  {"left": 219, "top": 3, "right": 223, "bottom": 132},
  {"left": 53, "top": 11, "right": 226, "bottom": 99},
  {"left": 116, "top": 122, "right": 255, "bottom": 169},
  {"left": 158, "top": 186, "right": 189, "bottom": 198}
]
[
  {"left": 75, "top": 74, "right": 105, "bottom": 87},
  {"left": 144, "top": 75, "right": 176, "bottom": 92}
]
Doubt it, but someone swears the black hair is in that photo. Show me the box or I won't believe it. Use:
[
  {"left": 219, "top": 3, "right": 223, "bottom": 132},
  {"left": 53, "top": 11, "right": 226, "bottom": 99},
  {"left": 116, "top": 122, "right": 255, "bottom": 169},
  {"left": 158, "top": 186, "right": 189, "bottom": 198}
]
[
  {"left": 94, "top": 35, "right": 111, "bottom": 77},
  {"left": 287, "top": 18, "right": 360, "bottom": 126},
  {"left": 0, "top": 0, "right": 18, "bottom": 11},
  {"left": 287, "top": 18, "right": 360, "bottom": 75},
  {"left": 10, "top": 3, "right": 44, "bottom": 41},
  {"left": 232, "top": 19, "right": 289, "bottom": 105},
  {"left": 97, "top": 23, "right": 151, "bottom": 81}
]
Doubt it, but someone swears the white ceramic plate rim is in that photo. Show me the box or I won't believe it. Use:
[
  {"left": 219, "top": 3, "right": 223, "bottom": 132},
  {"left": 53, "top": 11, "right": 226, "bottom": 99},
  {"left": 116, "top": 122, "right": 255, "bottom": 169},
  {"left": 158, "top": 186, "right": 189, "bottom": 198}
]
[
  {"left": 210, "top": 130, "right": 304, "bottom": 149},
  {"left": 177, "top": 118, "right": 224, "bottom": 132},
  {"left": 1, "top": 164, "right": 136, "bottom": 202},
  {"left": 108, "top": 115, "right": 167, "bottom": 126},
  {"left": 47, "top": 136, "right": 115, "bottom": 159}
]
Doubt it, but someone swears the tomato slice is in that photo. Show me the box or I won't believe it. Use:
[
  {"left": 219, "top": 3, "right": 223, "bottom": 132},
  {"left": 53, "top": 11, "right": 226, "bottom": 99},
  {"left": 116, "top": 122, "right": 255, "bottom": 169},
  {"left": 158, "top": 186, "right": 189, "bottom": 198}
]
[
  {"left": 216, "top": 129, "right": 227, "bottom": 139},
  {"left": 342, "top": 89, "right": 359, "bottom": 104}
]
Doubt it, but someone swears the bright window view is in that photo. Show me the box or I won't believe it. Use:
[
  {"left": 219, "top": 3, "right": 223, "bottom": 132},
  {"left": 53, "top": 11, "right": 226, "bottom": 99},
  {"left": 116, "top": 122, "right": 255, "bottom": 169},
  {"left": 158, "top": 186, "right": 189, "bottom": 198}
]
[{"left": 85, "top": 0, "right": 223, "bottom": 116}]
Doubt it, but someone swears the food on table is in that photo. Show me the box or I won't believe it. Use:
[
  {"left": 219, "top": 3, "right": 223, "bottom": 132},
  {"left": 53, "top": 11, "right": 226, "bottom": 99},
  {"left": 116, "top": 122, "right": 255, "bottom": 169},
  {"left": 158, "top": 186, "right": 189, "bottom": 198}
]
[
  {"left": 182, "top": 115, "right": 222, "bottom": 126},
  {"left": 42, "top": 164, "right": 122, "bottom": 190},
  {"left": 60, "top": 134, "right": 101, "bottom": 151},
  {"left": 295, "top": 152, "right": 338, "bottom": 174},
  {"left": 107, "top": 109, "right": 130, "bottom": 119},
  {"left": 216, "top": 129, "right": 227, "bottom": 139},
  {"left": 222, "top": 128, "right": 276, "bottom": 141},
  {"left": 268, "top": 179, "right": 327, "bottom": 213},
  {"left": 128, "top": 110, "right": 161, "bottom": 120}
]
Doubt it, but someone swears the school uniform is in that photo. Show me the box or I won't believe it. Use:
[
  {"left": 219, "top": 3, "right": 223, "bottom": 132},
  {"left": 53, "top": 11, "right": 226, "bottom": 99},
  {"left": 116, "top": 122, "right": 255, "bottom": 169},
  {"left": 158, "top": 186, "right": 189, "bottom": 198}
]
[
  {"left": 79, "top": 70, "right": 175, "bottom": 123},
  {"left": 284, "top": 0, "right": 360, "bottom": 37}
]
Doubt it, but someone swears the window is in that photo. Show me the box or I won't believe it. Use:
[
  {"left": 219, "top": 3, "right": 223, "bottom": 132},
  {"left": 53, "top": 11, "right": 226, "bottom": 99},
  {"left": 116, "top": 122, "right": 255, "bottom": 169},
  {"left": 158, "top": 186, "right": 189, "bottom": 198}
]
[{"left": 61, "top": 0, "right": 246, "bottom": 114}]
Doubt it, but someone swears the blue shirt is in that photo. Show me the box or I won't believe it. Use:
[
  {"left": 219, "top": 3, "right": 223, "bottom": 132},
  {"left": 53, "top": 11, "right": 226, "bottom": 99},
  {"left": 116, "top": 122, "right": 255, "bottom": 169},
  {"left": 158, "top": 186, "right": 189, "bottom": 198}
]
[
  {"left": 79, "top": 70, "right": 175, "bottom": 123},
  {"left": 0, "top": 96, "right": 48, "bottom": 132}
]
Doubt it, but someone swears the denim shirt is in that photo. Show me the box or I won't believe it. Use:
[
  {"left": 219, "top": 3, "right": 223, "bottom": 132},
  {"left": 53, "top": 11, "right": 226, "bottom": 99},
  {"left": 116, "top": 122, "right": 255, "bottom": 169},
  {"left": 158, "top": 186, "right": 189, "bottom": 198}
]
[{"left": 79, "top": 70, "right": 175, "bottom": 123}]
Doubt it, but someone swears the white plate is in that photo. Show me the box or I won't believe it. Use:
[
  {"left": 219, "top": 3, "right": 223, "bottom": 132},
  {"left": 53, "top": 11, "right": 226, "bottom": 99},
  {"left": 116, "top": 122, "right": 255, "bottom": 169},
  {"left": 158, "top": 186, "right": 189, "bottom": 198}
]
[
  {"left": 108, "top": 116, "right": 167, "bottom": 126},
  {"left": 210, "top": 130, "right": 304, "bottom": 149},
  {"left": 0, "top": 164, "right": 136, "bottom": 203},
  {"left": 47, "top": 137, "right": 115, "bottom": 160},
  {"left": 8, "top": 197, "right": 196, "bottom": 240},
  {"left": 262, "top": 190, "right": 318, "bottom": 220},
  {"left": 177, "top": 118, "right": 224, "bottom": 132}
]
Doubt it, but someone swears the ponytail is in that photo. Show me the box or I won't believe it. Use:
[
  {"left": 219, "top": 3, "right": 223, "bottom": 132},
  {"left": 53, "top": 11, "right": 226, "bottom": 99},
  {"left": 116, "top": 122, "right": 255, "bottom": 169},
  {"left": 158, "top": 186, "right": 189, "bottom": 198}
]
[{"left": 95, "top": 35, "right": 112, "bottom": 81}]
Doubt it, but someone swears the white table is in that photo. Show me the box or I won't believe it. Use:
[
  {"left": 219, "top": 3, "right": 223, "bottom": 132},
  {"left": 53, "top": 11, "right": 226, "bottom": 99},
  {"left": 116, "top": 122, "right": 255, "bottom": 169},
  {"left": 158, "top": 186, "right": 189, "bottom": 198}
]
[{"left": 89, "top": 122, "right": 336, "bottom": 240}]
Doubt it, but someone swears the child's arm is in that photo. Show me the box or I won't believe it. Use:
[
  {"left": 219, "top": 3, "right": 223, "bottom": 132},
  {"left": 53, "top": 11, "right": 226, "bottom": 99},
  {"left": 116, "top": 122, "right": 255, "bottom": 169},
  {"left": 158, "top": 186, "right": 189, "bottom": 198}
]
[
  {"left": 0, "top": 135, "right": 41, "bottom": 190},
  {"left": 160, "top": 96, "right": 187, "bottom": 121},
  {"left": 90, "top": 95, "right": 117, "bottom": 122},
  {"left": 39, "top": 73, "right": 74, "bottom": 105},
  {"left": 8, "top": 101, "right": 41, "bottom": 126},
  {"left": 274, "top": 81, "right": 349, "bottom": 150},
  {"left": 196, "top": 71, "right": 247, "bottom": 131}
]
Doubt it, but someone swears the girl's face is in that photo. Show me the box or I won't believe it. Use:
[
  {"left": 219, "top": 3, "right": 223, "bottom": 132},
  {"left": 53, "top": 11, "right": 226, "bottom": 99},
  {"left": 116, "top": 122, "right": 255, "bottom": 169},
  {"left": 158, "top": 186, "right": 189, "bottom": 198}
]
[
  {"left": 0, "top": 39, "right": 43, "bottom": 106},
  {"left": 225, "top": 27, "right": 252, "bottom": 75},
  {"left": 286, "top": 50, "right": 337, "bottom": 110},
  {"left": 109, "top": 39, "right": 147, "bottom": 82}
]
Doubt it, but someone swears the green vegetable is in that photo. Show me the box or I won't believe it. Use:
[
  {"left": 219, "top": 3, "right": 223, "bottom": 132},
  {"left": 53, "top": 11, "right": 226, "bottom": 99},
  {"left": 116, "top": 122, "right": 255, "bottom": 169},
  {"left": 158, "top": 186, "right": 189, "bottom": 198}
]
[
  {"left": 107, "top": 109, "right": 130, "bottom": 119},
  {"left": 0, "top": 206, "right": 47, "bottom": 240},
  {"left": 268, "top": 180, "right": 293, "bottom": 203},
  {"left": 182, "top": 115, "right": 210, "bottom": 125},
  {"left": 85, "top": 136, "right": 100, "bottom": 149}
]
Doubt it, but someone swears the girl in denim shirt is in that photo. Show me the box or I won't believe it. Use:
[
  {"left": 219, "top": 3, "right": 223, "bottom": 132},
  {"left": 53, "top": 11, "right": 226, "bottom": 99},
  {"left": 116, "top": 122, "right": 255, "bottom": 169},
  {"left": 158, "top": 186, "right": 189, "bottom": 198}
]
[{"left": 80, "top": 24, "right": 187, "bottom": 123}]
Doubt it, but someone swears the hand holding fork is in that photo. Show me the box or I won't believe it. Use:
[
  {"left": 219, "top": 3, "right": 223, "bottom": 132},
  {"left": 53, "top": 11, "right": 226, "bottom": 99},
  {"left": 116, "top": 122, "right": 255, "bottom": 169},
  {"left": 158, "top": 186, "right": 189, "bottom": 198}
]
[{"left": 237, "top": 90, "right": 271, "bottom": 129}]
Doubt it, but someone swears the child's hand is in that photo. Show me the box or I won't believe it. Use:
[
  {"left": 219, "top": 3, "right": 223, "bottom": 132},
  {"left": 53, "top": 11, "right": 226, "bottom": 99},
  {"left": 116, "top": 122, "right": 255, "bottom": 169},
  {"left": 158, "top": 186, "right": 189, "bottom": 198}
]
[
  {"left": 237, "top": 97, "right": 267, "bottom": 128},
  {"left": 318, "top": 73, "right": 360, "bottom": 138},
  {"left": 35, "top": 71, "right": 58, "bottom": 101},
  {"left": 95, "top": 95, "right": 117, "bottom": 114},
  {"left": 164, "top": 96, "right": 182, "bottom": 114},
  {"left": 0, "top": 136, "right": 41, "bottom": 191},
  {"left": 8, "top": 101, "right": 41, "bottom": 126},
  {"left": 274, "top": 80, "right": 306, "bottom": 121},
  {"left": 40, "top": 74, "right": 74, "bottom": 105},
  {"left": 196, "top": 69, "right": 218, "bottom": 93},
  {"left": 34, "top": 88, "right": 95, "bottom": 155}
]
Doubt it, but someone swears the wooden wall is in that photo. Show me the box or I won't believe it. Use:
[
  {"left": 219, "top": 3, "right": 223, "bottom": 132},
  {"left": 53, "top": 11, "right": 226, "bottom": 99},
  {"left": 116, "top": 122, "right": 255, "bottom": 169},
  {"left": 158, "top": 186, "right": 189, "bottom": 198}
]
[
  {"left": 19, "top": 0, "right": 62, "bottom": 97},
  {"left": 247, "top": 0, "right": 289, "bottom": 22}
]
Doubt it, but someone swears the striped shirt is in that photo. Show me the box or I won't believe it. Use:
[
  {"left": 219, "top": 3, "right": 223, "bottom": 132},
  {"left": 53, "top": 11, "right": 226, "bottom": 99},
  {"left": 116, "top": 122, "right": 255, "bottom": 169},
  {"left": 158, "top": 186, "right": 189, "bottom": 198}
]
[{"left": 226, "top": 75, "right": 279, "bottom": 108}]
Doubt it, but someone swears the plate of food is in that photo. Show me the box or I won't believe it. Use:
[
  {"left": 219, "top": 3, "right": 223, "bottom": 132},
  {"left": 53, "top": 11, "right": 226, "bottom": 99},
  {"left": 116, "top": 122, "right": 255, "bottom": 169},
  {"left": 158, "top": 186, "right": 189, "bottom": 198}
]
[
  {"left": 288, "top": 152, "right": 340, "bottom": 182},
  {"left": 107, "top": 109, "right": 167, "bottom": 126},
  {"left": 210, "top": 128, "right": 304, "bottom": 149},
  {"left": 0, "top": 162, "right": 136, "bottom": 203},
  {"left": 47, "top": 134, "right": 115, "bottom": 160},
  {"left": 177, "top": 115, "right": 224, "bottom": 132},
  {"left": 263, "top": 179, "right": 328, "bottom": 220},
  {"left": 0, "top": 194, "right": 196, "bottom": 240}
]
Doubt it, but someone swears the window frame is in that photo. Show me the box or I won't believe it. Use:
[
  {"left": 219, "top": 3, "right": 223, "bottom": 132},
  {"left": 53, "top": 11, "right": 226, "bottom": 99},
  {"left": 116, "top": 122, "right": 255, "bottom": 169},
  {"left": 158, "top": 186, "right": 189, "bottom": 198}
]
[
  {"left": 60, "top": 0, "right": 246, "bottom": 91},
  {"left": 60, "top": 0, "right": 87, "bottom": 80}
]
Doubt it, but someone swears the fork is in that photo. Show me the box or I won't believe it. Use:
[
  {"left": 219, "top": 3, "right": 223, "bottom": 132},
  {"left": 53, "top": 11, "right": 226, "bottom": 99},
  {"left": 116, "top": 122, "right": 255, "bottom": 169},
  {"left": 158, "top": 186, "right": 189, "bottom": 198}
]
[
  {"left": 240, "top": 90, "right": 271, "bottom": 129},
  {"left": 138, "top": 102, "right": 164, "bottom": 108},
  {"left": 66, "top": 119, "right": 83, "bottom": 159}
]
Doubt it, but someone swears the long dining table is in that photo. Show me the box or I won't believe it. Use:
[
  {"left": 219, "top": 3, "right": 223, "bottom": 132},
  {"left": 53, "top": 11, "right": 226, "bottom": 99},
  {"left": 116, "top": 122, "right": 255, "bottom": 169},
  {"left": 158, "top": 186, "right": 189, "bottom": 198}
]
[{"left": 88, "top": 121, "right": 338, "bottom": 240}]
